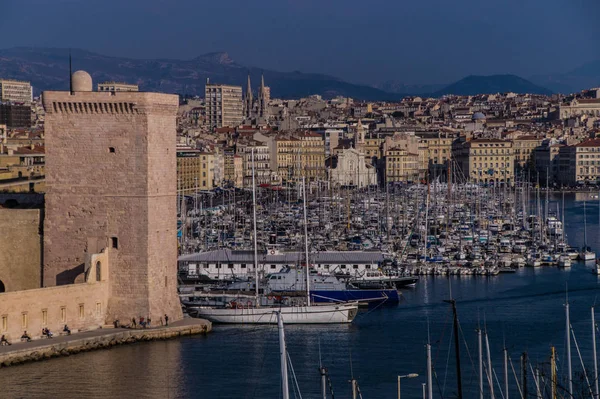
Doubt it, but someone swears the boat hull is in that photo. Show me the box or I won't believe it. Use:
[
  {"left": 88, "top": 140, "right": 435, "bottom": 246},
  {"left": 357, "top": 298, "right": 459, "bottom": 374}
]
[{"left": 187, "top": 303, "right": 358, "bottom": 324}]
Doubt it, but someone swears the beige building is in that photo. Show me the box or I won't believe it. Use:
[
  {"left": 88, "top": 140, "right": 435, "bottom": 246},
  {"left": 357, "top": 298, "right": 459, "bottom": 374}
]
[
  {"left": 513, "top": 135, "right": 542, "bottom": 173},
  {"left": 558, "top": 138, "right": 600, "bottom": 186},
  {"left": 559, "top": 98, "right": 600, "bottom": 119},
  {"left": 298, "top": 132, "right": 326, "bottom": 181},
  {"left": 453, "top": 139, "right": 515, "bottom": 185},
  {"left": 205, "top": 83, "right": 243, "bottom": 128},
  {"left": 534, "top": 143, "right": 563, "bottom": 185},
  {"left": 416, "top": 133, "right": 454, "bottom": 178},
  {"left": 177, "top": 148, "right": 214, "bottom": 192},
  {"left": 97, "top": 82, "right": 139, "bottom": 92},
  {"left": 384, "top": 147, "right": 420, "bottom": 183},
  {"left": 266, "top": 135, "right": 301, "bottom": 183},
  {"left": 237, "top": 141, "right": 272, "bottom": 187},
  {"left": 0, "top": 79, "right": 32, "bottom": 103}
]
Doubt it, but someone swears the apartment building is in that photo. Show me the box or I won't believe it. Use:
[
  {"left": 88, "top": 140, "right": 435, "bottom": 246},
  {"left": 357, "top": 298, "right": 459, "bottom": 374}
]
[
  {"left": 453, "top": 139, "right": 514, "bottom": 185},
  {"left": 177, "top": 148, "right": 214, "bottom": 192},
  {"left": 205, "top": 83, "right": 243, "bottom": 128},
  {"left": 97, "top": 82, "right": 139, "bottom": 92},
  {"left": 558, "top": 139, "right": 600, "bottom": 186},
  {"left": 384, "top": 147, "right": 420, "bottom": 183},
  {"left": 0, "top": 79, "right": 32, "bottom": 103}
]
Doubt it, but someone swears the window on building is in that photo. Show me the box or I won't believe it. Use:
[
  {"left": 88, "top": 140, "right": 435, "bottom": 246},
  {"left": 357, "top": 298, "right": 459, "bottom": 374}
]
[
  {"left": 111, "top": 237, "right": 118, "bottom": 249},
  {"left": 109, "top": 147, "right": 116, "bottom": 153},
  {"left": 61, "top": 307, "right": 67, "bottom": 323},
  {"left": 79, "top": 304, "right": 85, "bottom": 319}
]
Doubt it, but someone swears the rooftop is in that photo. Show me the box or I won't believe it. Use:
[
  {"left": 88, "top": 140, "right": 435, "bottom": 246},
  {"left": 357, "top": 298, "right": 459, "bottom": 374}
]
[{"left": 178, "top": 249, "right": 386, "bottom": 264}]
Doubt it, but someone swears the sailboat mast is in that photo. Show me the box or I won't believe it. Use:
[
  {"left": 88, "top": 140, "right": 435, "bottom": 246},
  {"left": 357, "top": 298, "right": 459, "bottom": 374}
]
[
  {"left": 445, "top": 298, "right": 463, "bottom": 398},
  {"left": 478, "top": 328, "right": 483, "bottom": 399},
  {"left": 551, "top": 346, "right": 557, "bottom": 399},
  {"left": 584, "top": 200, "right": 588, "bottom": 249},
  {"left": 485, "top": 330, "right": 495, "bottom": 399},
  {"left": 566, "top": 292, "right": 573, "bottom": 397},
  {"left": 504, "top": 346, "right": 509, "bottom": 399},
  {"left": 277, "top": 312, "right": 290, "bottom": 399},
  {"left": 593, "top": 306, "right": 599, "bottom": 399},
  {"left": 426, "top": 342, "right": 433, "bottom": 399},
  {"left": 251, "top": 149, "right": 259, "bottom": 305},
  {"left": 303, "top": 177, "right": 311, "bottom": 306}
]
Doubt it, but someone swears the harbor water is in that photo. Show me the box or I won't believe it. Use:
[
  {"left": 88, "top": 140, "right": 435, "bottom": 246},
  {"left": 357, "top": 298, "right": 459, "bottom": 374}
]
[{"left": 3, "top": 192, "right": 600, "bottom": 398}]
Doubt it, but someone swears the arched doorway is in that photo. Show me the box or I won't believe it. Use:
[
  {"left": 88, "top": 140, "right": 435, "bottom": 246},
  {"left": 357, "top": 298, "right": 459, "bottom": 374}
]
[
  {"left": 0, "top": 279, "right": 5, "bottom": 293},
  {"left": 96, "top": 261, "right": 101, "bottom": 282}
]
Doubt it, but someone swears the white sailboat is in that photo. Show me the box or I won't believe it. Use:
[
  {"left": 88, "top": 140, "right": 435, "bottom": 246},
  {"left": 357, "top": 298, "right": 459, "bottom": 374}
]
[
  {"left": 186, "top": 152, "right": 358, "bottom": 324},
  {"left": 580, "top": 201, "right": 596, "bottom": 261}
]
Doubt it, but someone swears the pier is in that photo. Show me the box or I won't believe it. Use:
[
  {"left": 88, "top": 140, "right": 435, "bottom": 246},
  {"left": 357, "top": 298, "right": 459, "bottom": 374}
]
[{"left": 0, "top": 318, "right": 211, "bottom": 368}]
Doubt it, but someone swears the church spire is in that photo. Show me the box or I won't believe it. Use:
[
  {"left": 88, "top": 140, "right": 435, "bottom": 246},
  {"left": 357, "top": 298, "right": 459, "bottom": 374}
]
[
  {"left": 246, "top": 73, "right": 253, "bottom": 101},
  {"left": 258, "top": 72, "right": 267, "bottom": 118},
  {"left": 244, "top": 72, "right": 253, "bottom": 119}
]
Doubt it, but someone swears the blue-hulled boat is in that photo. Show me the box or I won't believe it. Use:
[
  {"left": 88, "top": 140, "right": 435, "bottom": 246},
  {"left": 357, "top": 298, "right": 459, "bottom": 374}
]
[{"left": 266, "top": 267, "right": 399, "bottom": 304}]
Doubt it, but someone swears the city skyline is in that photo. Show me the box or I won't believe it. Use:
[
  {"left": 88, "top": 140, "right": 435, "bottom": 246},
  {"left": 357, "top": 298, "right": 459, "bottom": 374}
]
[{"left": 2, "top": 0, "right": 599, "bottom": 86}]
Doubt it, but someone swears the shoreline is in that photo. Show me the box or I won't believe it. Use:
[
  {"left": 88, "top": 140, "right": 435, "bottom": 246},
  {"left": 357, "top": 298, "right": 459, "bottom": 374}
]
[{"left": 0, "top": 318, "right": 211, "bottom": 368}]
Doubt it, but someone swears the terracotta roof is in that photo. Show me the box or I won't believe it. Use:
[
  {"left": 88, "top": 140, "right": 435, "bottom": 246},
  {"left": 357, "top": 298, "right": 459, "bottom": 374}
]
[
  {"left": 12, "top": 145, "right": 45, "bottom": 155},
  {"left": 574, "top": 139, "right": 600, "bottom": 147}
]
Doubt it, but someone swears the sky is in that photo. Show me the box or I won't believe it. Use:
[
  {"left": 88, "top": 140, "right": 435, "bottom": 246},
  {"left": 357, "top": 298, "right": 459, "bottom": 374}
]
[{"left": 1, "top": 0, "right": 599, "bottom": 85}]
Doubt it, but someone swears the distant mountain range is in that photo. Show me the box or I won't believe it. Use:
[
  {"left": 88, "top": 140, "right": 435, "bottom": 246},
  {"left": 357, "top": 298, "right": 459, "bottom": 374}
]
[
  {"left": 432, "top": 74, "right": 553, "bottom": 96},
  {"left": 0, "top": 47, "right": 401, "bottom": 101},
  {"left": 373, "top": 81, "right": 446, "bottom": 96},
  {"left": 530, "top": 59, "right": 600, "bottom": 94},
  {"left": 2, "top": 47, "right": 588, "bottom": 100}
]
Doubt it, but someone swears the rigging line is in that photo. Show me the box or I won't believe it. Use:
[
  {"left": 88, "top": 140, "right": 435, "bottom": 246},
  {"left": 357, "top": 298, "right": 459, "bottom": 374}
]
[
  {"left": 442, "top": 321, "right": 454, "bottom": 398},
  {"left": 571, "top": 324, "right": 594, "bottom": 397},
  {"left": 287, "top": 351, "right": 303, "bottom": 399},
  {"left": 432, "top": 367, "right": 446, "bottom": 399},
  {"left": 434, "top": 311, "right": 453, "bottom": 364},
  {"left": 492, "top": 368, "right": 506, "bottom": 399},
  {"left": 529, "top": 363, "right": 542, "bottom": 399},
  {"left": 508, "top": 355, "right": 523, "bottom": 399},
  {"left": 457, "top": 318, "right": 479, "bottom": 387},
  {"left": 251, "top": 321, "right": 278, "bottom": 399}
]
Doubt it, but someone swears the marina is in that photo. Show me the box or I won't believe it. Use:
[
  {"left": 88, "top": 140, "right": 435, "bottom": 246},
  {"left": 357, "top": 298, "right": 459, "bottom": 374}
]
[{"left": 177, "top": 175, "right": 600, "bottom": 317}]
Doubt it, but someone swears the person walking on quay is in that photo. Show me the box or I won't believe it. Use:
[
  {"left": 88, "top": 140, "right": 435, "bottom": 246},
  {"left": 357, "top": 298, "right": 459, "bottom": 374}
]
[
  {"left": 131, "top": 317, "right": 137, "bottom": 329},
  {"left": 147, "top": 317, "right": 151, "bottom": 328},
  {"left": 165, "top": 314, "right": 169, "bottom": 326}
]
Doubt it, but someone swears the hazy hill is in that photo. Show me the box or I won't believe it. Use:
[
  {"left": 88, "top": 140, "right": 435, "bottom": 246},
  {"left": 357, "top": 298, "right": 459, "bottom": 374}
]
[
  {"left": 530, "top": 59, "right": 600, "bottom": 94},
  {"left": 432, "top": 74, "right": 553, "bottom": 96},
  {"left": 0, "top": 47, "right": 402, "bottom": 101}
]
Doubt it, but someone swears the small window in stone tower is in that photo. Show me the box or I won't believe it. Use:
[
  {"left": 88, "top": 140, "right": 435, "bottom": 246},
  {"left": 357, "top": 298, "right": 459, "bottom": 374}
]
[
  {"left": 109, "top": 147, "right": 115, "bottom": 153},
  {"left": 111, "top": 237, "right": 118, "bottom": 249}
]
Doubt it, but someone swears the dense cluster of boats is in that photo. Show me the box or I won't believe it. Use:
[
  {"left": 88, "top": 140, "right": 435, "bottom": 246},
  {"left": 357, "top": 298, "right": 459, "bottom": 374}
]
[{"left": 177, "top": 159, "right": 596, "bottom": 324}]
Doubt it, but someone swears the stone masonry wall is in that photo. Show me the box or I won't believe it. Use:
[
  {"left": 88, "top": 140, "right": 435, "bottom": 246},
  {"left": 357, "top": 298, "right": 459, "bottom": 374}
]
[
  {"left": 42, "top": 91, "right": 182, "bottom": 323},
  {"left": 0, "top": 209, "right": 41, "bottom": 292},
  {"left": 0, "top": 281, "right": 108, "bottom": 342}
]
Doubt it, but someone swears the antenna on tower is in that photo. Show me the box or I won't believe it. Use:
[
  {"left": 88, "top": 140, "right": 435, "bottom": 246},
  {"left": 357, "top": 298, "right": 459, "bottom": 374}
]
[{"left": 69, "top": 49, "right": 73, "bottom": 93}]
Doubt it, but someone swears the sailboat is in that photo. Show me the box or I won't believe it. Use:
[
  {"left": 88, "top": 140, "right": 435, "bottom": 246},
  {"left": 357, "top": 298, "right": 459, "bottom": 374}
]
[
  {"left": 579, "top": 201, "right": 596, "bottom": 261},
  {"left": 185, "top": 153, "right": 359, "bottom": 324}
]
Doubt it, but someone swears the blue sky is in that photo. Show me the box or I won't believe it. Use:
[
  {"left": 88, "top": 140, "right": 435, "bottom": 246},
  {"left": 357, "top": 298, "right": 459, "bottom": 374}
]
[{"left": 1, "top": 0, "right": 598, "bottom": 85}]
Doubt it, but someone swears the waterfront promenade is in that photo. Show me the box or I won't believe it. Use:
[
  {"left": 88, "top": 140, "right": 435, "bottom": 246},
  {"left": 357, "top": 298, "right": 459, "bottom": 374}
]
[{"left": 0, "top": 317, "right": 211, "bottom": 368}]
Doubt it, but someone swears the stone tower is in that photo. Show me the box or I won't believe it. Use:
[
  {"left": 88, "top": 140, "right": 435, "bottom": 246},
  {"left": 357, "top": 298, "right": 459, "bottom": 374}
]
[{"left": 42, "top": 71, "right": 182, "bottom": 322}]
